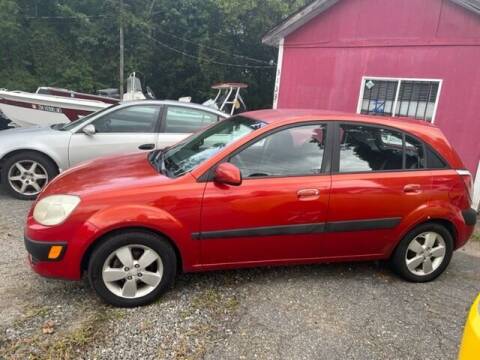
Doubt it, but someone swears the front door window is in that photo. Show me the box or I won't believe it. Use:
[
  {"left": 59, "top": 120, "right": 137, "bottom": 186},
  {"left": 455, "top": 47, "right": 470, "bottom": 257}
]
[
  {"left": 230, "top": 124, "right": 327, "bottom": 178},
  {"left": 91, "top": 105, "right": 160, "bottom": 133}
]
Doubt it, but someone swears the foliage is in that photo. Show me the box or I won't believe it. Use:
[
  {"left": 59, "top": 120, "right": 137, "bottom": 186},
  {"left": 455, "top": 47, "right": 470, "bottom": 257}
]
[{"left": 0, "top": 0, "right": 308, "bottom": 109}]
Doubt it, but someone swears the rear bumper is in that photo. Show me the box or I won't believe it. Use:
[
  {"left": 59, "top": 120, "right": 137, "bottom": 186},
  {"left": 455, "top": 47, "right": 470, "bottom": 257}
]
[
  {"left": 454, "top": 208, "right": 477, "bottom": 249},
  {"left": 462, "top": 208, "right": 478, "bottom": 226}
]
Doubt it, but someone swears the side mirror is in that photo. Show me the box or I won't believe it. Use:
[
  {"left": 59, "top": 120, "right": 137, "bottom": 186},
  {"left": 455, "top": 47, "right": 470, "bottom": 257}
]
[
  {"left": 82, "top": 124, "right": 96, "bottom": 136},
  {"left": 214, "top": 163, "right": 242, "bottom": 186}
]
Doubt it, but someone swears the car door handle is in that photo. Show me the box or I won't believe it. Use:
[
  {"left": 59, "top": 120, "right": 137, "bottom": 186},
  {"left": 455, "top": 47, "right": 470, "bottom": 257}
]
[
  {"left": 297, "top": 188, "right": 320, "bottom": 200},
  {"left": 138, "top": 143, "right": 155, "bottom": 150},
  {"left": 403, "top": 184, "right": 422, "bottom": 193}
]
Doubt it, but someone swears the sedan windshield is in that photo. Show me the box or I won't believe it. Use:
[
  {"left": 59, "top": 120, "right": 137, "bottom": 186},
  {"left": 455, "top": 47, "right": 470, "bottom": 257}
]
[
  {"left": 56, "top": 104, "right": 119, "bottom": 131},
  {"left": 151, "top": 116, "right": 265, "bottom": 178}
]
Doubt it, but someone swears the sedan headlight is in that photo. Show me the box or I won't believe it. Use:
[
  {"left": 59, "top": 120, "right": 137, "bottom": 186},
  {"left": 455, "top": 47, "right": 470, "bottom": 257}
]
[{"left": 33, "top": 195, "right": 81, "bottom": 226}]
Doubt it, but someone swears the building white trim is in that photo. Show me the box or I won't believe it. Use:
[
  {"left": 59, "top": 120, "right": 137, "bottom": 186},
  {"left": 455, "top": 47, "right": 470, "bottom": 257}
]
[
  {"left": 356, "top": 76, "right": 443, "bottom": 123},
  {"left": 472, "top": 161, "right": 480, "bottom": 210},
  {"left": 272, "top": 38, "right": 284, "bottom": 109}
]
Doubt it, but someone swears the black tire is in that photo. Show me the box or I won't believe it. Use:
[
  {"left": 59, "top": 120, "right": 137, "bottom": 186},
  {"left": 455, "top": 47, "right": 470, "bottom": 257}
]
[
  {"left": 1, "top": 151, "right": 58, "bottom": 200},
  {"left": 88, "top": 231, "right": 177, "bottom": 307},
  {"left": 390, "top": 223, "right": 453, "bottom": 282}
]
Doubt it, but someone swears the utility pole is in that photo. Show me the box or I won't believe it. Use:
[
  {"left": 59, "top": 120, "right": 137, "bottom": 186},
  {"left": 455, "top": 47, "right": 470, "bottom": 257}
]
[{"left": 119, "top": 0, "right": 124, "bottom": 100}]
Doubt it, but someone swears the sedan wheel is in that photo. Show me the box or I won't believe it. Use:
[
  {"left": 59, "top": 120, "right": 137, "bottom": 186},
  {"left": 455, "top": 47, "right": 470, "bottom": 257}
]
[
  {"left": 390, "top": 223, "right": 453, "bottom": 282},
  {"left": 8, "top": 160, "right": 49, "bottom": 197},
  {"left": 1, "top": 151, "right": 58, "bottom": 200},
  {"left": 88, "top": 231, "right": 177, "bottom": 307}
]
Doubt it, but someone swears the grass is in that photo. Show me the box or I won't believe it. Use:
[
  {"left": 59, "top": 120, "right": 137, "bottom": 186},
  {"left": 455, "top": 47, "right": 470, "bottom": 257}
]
[
  {"left": 179, "top": 287, "right": 240, "bottom": 320},
  {"left": 41, "top": 310, "right": 115, "bottom": 360},
  {"left": 471, "top": 230, "right": 480, "bottom": 242},
  {"left": 0, "top": 307, "right": 122, "bottom": 360},
  {"left": 165, "top": 287, "right": 240, "bottom": 359}
]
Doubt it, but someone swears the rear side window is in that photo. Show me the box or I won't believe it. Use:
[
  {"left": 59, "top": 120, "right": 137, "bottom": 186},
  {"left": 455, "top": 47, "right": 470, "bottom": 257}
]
[
  {"left": 426, "top": 147, "right": 447, "bottom": 169},
  {"left": 164, "top": 106, "right": 218, "bottom": 133},
  {"left": 405, "top": 135, "right": 425, "bottom": 169},
  {"left": 339, "top": 125, "right": 404, "bottom": 172},
  {"left": 338, "top": 123, "right": 445, "bottom": 173}
]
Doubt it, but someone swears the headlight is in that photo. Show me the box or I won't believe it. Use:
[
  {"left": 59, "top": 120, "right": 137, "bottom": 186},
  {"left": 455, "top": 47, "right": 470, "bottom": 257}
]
[{"left": 33, "top": 195, "right": 81, "bottom": 226}]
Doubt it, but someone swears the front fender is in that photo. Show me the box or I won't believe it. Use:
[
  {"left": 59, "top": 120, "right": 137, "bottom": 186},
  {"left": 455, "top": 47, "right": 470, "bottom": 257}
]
[
  {"left": 0, "top": 130, "right": 70, "bottom": 171},
  {"left": 86, "top": 204, "right": 199, "bottom": 271}
]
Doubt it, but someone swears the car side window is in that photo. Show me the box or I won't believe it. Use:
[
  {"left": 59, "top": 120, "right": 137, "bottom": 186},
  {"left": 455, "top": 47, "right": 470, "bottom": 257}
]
[
  {"left": 405, "top": 135, "right": 426, "bottom": 169},
  {"left": 165, "top": 106, "right": 218, "bottom": 133},
  {"left": 91, "top": 105, "right": 160, "bottom": 133},
  {"left": 426, "top": 147, "right": 447, "bottom": 169},
  {"left": 230, "top": 124, "right": 327, "bottom": 178},
  {"left": 339, "top": 124, "right": 404, "bottom": 172}
]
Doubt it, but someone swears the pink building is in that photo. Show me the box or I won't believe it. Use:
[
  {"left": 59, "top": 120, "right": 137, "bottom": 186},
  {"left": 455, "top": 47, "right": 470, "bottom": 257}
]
[{"left": 263, "top": 0, "right": 480, "bottom": 208}]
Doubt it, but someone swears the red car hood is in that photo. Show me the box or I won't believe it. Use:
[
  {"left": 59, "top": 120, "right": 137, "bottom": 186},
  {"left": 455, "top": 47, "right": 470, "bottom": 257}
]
[{"left": 42, "top": 153, "right": 168, "bottom": 197}]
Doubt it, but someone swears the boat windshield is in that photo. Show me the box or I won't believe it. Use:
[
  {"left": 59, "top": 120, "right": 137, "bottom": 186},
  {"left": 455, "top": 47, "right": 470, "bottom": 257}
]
[
  {"left": 127, "top": 75, "right": 143, "bottom": 93},
  {"left": 150, "top": 116, "right": 265, "bottom": 178},
  {"left": 56, "top": 104, "right": 119, "bottom": 131}
]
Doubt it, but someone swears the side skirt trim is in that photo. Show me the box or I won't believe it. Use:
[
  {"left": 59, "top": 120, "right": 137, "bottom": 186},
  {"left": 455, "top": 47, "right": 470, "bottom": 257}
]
[{"left": 193, "top": 217, "right": 401, "bottom": 240}]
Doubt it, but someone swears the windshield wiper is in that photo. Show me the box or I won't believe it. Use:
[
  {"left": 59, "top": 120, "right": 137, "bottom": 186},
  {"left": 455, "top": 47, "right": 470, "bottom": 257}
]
[
  {"left": 149, "top": 147, "right": 170, "bottom": 175},
  {"left": 157, "top": 150, "right": 166, "bottom": 174}
]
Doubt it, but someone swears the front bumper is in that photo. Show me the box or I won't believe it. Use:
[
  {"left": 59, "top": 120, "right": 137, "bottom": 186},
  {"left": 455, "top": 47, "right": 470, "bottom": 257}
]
[
  {"left": 24, "top": 215, "right": 101, "bottom": 280},
  {"left": 24, "top": 236, "right": 67, "bottom": 262},
  {"left": 24, "top": 235, "right": 72, "bottom": 279},
  {"left": 459, "top": 293, "right": 480, "bottom": 360}
]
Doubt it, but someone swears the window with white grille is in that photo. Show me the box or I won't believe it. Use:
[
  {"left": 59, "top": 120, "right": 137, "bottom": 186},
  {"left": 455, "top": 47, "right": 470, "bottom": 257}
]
[{"left": 357, "top": 77, "right": 441, "bottom": 122}]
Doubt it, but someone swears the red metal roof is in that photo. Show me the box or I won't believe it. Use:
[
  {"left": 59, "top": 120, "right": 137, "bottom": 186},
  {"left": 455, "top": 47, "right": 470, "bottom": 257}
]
[{"left": 263, "top": 0, "right": 480, "bottom": 46}]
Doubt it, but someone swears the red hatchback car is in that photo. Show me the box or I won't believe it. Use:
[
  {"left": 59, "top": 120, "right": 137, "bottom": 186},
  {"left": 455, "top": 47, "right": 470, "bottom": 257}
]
[{"left": 24, "top": 110, "right": 476, "bottom": 307}]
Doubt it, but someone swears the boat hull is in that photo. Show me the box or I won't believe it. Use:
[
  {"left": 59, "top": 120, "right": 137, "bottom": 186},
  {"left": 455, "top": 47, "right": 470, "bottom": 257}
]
[{"left": 0, "top": 91, "right": 109, "bottom": 127}]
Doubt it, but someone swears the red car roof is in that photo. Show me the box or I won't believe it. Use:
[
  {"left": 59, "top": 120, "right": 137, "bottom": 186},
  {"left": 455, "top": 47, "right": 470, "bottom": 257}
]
[
  {"left": 243, "top": 108, "right": 435, "bottom": 127},
  {"left": 240, "top": 109, "right": 464, "bottom": 169}
]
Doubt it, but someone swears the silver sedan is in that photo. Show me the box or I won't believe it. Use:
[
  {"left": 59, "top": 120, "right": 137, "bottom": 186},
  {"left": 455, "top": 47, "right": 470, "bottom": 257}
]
[{"left": 0, "top": 100, "right": 228, "bottom": 199}]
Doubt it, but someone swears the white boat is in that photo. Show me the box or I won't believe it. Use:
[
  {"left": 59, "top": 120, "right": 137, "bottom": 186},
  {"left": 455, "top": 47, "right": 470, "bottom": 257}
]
[
  {"left": 0, "top": 73, "right": 147, "bottom": 127},
  {"left": 0, "top": 89, "right": 112, "bottom": 127}
]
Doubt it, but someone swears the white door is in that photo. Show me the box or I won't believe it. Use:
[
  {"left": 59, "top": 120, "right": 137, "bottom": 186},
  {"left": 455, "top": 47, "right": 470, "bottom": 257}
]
[
  {"left": 156, "top": 105, "right": 221, "bottom": 149},
  {"left": 68, "top": 104, "right": 161, "bottom": 167}
]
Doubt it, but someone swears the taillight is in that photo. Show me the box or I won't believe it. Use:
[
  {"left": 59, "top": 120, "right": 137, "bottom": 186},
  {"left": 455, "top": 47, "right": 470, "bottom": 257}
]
[{"left": 456, "top": 169, "right": 473, "bottom": 204}]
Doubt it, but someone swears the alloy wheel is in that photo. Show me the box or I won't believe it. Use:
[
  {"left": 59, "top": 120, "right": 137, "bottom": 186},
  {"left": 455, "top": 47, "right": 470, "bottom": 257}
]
[
  {"left": 405, "top": 231, "right": 446, "bottom": 276},
  {"left": 102, "top": 245, "right": 164, "bottom": 299},
  {"left": 8, "top": 160, "right": 48, "bottom": 196}
]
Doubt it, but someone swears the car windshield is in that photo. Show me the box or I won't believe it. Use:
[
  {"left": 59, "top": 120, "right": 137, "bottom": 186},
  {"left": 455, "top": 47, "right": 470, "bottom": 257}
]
[
  {"left": 54, "top": 104, "right": 119, "bottom": 131},
  {"left": 151, "top": 116, "right": 265, "bottom": 178}
]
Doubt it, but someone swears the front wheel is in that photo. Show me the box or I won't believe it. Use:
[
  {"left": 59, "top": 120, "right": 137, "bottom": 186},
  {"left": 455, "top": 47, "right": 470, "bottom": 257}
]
[
  {"left": 390, "top": 223, "right": 453, "bottom": 282},
  {"left": 88, "top": 231, "right": 177, "bottom": 307},
  {"left": 1, "top": 151, "right": 58, "bottom": 200}
]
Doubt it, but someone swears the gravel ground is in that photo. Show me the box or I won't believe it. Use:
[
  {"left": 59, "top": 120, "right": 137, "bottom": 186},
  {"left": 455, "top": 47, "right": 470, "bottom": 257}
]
[{"left": 0, "top": 189, "right": 479, "bottom": 359}]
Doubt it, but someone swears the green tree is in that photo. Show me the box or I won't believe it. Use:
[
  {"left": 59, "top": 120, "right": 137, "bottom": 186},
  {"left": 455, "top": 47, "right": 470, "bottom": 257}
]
[{"left": 0, "top": 0, "right": 307, "bottom": 109}]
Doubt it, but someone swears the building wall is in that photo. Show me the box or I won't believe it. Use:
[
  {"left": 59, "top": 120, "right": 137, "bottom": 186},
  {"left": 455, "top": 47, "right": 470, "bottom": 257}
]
[{"left": 277, "top": 0, "right": 480, "bottom": 175}]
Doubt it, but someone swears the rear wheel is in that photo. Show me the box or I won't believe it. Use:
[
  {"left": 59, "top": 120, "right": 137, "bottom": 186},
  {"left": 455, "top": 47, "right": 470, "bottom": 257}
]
[
  {"left": 88, "top": 231, "right": 177, "bottom": 307},
  {"left": 1, "top": 151, "right": 58, "bottom": 200},
  {"left": 390, "top": 223, "right": 453, "bottom": 282}
]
